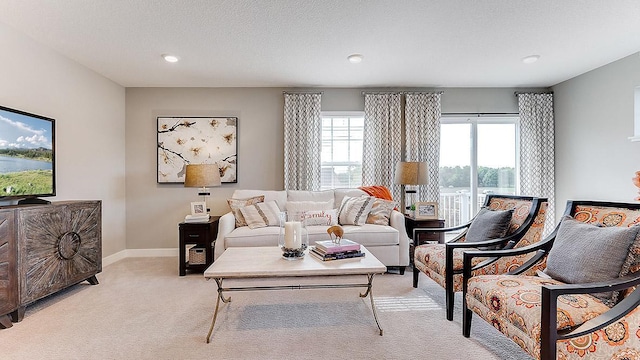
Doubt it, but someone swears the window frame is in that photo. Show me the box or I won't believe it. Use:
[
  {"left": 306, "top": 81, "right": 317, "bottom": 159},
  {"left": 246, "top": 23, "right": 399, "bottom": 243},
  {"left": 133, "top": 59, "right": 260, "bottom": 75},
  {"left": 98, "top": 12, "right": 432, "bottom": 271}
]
[{"left": 319, "top": 111, "right": 365, "bottom": 190}]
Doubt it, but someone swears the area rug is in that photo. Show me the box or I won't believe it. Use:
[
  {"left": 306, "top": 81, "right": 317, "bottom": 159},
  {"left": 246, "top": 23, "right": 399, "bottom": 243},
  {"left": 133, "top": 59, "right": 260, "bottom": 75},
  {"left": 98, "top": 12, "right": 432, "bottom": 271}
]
[{"left": 0, "top": 257, "right": 531, "bottom": 360}]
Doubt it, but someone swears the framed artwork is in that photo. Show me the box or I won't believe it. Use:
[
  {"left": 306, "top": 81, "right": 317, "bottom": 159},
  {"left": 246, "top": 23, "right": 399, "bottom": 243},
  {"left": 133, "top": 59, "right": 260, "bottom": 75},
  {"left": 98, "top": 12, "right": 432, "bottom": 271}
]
[
  {"left": 190, "top": 201, "right": 207, "bottom": 215},
  {"left": 157, "top": 117, "right": 237, "bottom": 183},
  {"left": 415, "top": 202, "right": 438, "bottom": 220}
]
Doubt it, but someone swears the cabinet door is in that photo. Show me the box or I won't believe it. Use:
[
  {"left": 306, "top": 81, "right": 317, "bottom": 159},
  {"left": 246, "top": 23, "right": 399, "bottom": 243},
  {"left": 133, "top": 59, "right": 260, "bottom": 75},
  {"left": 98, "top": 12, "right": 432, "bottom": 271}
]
[
  {"left": 0, "top": 210, "right": 17, "bottom": 315},
  {"left": 18, "top": 201, "right": 102, "bottom": 304}
]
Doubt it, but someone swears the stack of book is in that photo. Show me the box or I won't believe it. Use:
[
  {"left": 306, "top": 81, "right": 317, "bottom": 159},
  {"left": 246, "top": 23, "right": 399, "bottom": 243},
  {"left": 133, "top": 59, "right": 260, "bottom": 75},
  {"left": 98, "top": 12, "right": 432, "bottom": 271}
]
[{"left": 310, "top": 239, "right": 365, "bottom": 261}]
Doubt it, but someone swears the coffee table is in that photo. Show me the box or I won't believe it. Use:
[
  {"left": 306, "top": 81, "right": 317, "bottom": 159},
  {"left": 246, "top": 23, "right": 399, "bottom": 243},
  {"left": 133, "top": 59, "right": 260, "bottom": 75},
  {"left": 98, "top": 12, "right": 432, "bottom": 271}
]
[{"left": 203, "top": 246, "right": 387, "bottom": 343}]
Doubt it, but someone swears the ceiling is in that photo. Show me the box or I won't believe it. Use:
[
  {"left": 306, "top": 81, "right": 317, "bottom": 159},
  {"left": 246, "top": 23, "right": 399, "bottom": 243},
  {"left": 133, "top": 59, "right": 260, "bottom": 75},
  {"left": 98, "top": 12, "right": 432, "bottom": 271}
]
[{"left": 1, "top": 0, "right": 640, "bottom": 88}]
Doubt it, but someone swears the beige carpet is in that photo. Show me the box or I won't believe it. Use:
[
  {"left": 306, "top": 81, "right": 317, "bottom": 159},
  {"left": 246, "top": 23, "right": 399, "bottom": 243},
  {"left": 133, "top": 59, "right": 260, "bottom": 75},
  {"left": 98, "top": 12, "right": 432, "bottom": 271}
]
[{"left": 1, "top": 257, "right": 531, "bottom": 360}]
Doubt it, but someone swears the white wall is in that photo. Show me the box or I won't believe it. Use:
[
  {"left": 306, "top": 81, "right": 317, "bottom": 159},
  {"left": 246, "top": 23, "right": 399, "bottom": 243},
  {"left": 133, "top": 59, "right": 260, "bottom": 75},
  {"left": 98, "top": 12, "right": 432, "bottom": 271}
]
[
  {"left": 125, "top": 86, "right": 545, "bottom": 250},
  {"left": 0, "top": 22, "right": 127, "bottom": 257},
  {"left": 553, "top": 52, "right": 640, "bottom": 220}
]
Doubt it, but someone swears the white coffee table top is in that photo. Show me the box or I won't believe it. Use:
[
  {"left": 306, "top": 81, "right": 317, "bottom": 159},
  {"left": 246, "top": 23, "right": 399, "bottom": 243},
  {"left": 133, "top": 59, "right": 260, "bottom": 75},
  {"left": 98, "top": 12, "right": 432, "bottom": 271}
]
[{"left": 204, "top": 246, "right": 386, "bottom": 279}]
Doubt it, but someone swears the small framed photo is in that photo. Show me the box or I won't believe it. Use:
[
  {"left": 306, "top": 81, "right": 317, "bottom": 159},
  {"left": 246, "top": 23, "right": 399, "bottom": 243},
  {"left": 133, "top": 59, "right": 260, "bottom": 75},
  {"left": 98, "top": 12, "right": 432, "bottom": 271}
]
[
  {"left": 190, "top": 201, "right": 207, "bottom": 216},
  {"left": 415, "top": 202, "right": 438, "bottom": 220}
]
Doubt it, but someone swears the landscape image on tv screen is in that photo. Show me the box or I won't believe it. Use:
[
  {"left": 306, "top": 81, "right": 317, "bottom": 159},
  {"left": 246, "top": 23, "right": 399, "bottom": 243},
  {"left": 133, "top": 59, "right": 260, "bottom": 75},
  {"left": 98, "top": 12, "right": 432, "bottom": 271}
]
[{"left": 0, "top": 106, "right": 55, "bottom": 198}]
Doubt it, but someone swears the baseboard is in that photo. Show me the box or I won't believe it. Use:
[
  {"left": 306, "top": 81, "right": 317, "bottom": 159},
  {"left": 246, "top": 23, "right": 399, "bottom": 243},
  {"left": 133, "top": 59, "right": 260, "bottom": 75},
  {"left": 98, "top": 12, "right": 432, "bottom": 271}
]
[{"left": 103, "top": 248, "right": 179, "bottom": 267}]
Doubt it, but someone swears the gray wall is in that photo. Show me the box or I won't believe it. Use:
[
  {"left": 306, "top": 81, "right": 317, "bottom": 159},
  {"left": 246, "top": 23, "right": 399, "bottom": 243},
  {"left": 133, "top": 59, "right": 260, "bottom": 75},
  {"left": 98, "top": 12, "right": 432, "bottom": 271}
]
[
  {"left": 125, "top": 87, "right": 544, "bottom": 250},
  {"left": 553, "top": 52, "right": 640, "bottom": 221},
  {"left": 0, "top": 22, "right": 127, "bottom": 257}
]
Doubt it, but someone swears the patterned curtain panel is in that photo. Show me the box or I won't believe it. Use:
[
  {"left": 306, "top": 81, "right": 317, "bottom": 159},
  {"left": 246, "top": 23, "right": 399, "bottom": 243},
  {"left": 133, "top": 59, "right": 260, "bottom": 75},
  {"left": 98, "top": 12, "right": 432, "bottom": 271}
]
[
  {"left": 405, "top": 92, "right": 442, "bottom": 203},
  {"left": 362, "top": 93, "right": 403, "bottom": 203},
  {"left": 518, "top": 92, "right": 555, "bottom": 234},
  {"left": 283, "top": 93, "right": 322, "bottom": 191}
]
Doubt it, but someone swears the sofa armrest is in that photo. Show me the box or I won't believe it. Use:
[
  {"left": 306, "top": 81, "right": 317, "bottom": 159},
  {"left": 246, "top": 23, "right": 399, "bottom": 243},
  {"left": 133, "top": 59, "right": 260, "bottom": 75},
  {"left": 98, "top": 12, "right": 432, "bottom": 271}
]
[
  {"left": 390, "top": 209, "right": 410, "bottom": 266},
  {"left": 214, "top": 212, "right": 236, "bottom": 261}
]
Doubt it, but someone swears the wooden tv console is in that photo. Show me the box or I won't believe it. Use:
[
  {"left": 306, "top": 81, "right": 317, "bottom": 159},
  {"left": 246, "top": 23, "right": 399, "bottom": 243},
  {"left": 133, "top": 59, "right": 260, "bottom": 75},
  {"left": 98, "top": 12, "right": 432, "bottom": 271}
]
[{"left": 0, "top": 200, "right": 102, "bottom": 329}]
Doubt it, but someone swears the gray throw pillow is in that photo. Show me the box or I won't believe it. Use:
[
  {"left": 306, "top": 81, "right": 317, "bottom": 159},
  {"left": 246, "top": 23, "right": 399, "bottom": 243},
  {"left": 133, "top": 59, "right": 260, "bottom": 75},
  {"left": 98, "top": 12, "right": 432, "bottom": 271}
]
[
  {"left": 465, "top": 207, "right": 514, "bottom": 243},
  {"left": 545, "top": 215, "right": 640, "bottom": 306}
]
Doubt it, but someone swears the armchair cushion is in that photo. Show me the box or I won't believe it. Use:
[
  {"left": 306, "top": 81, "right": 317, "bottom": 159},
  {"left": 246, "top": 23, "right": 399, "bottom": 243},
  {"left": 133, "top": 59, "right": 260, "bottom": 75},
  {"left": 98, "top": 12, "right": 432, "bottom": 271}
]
[
  {"left": 465, "top": 207, "right": 514, "bottom": 243},
  {"left": 545, "top": 216, "right": 640, "bottom": 306}
]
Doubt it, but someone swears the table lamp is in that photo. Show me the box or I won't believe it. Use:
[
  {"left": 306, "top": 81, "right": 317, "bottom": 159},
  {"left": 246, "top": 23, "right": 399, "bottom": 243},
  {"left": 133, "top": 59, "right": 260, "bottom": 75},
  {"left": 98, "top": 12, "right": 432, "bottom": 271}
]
[
  {"left": 394, "top": 161, "right": 428, "bottom": 215},
  {"left": 184, "top": 163, "right": 221, "bottom": 213}
]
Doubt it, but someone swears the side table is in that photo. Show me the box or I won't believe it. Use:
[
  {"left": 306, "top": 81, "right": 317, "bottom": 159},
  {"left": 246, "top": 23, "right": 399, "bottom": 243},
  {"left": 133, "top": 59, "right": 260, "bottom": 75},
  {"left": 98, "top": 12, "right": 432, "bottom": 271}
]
[
  {"left": 179, "top": 216, "right": 220, "bottom": 276},
  {"left": 404, "top": 216, "right": 445, "bottom": 266}
]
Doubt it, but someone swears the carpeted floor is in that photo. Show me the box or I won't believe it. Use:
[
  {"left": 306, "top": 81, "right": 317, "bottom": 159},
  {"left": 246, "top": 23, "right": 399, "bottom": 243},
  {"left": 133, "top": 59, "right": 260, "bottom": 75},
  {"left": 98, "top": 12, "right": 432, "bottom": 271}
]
[{"left": 1, "top": 257, "right": 531, "bottom": 360}]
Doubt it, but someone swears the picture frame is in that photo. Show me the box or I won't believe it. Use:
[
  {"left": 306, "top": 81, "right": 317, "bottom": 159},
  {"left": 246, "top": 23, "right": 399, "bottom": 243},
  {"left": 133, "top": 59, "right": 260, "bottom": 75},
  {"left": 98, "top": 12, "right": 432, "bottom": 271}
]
[
  {"left": 414, "top": 201, "right": 438, "bottom": 220},
  {"left": 190, "top": 201, "right": 207, "bottom": 216},
  {"left": 157, "top": 116, "right": 237, "bottom": 183}
]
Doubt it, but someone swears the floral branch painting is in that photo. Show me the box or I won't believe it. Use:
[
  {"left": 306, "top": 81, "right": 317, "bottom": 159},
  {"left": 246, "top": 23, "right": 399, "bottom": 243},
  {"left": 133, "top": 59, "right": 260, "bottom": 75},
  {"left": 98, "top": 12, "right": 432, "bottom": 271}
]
[{"left": 157, "top": 117, "right": 237, "bottom": 183}]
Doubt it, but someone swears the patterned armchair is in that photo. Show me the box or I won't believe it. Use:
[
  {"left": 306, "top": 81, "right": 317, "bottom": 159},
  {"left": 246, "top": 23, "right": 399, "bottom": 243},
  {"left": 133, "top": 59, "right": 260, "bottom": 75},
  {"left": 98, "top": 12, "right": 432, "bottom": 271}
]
[
  {"left": 413, "top": 195, "right": 548, "bottom": 320},
  {"left": 462, "top": 200, "right": 640, "bottom": 360}
]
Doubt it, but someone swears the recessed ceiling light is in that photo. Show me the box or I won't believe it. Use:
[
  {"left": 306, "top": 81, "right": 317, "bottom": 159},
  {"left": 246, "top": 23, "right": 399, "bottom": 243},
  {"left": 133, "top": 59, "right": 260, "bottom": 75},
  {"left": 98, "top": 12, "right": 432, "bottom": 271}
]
[
  {"left": 522, "top": 55, "right": 540, "bottom": 64},
  {"left": 348, "top": 54, "right": 363, "bottom": 64},
  {"left": 162, "top": 54, "right": 179, "bottom": 63}
]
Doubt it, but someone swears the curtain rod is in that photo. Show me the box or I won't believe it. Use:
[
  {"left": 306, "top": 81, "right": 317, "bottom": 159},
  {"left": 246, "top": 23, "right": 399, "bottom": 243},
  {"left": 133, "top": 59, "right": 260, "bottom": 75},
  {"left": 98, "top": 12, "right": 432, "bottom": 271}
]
[
  {"left": 514, "top": 91, "right": 553, "bottom": 95},
  {"left": 282, "top": 91, "right": 323, "bottom": 94},
  {"left": 361, "top": 91, "right": 444, "bottom": 95},
  {"left": 442, "top": 112, "right": 519, "bottom": 116}
]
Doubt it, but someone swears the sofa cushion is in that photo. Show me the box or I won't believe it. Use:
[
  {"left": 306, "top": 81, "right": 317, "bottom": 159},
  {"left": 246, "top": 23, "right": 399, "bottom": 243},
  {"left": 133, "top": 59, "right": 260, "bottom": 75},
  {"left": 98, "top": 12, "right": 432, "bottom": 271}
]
[
  {"left": 225, "top": 226, "right": 281, "bottom": 248},
  {"left": 227, "top": 195, "right": 265, "bottom": 228},
  {"left": 545, "top": 216, "right": 640, "bottom": 306},
  {"left": 338, "top": 195, "right": 375, "bottom": 226},
  {"left": 366, "top": 198, "right": 396, "bottom": 226},
  {"left": 239, "top": 200, "right": 281, "bottom": 229},
  {"left": 334, "top": 188, "right": 367, "bottom": 209},
  {"left": 287, "top": 190, "right": 335, "bottom": 205},
  {"left": 466, "top": 207, "right": 514, "bottom": 243},
  {"left": 232, "top": 190, "right": 287, "bottom": 210}
]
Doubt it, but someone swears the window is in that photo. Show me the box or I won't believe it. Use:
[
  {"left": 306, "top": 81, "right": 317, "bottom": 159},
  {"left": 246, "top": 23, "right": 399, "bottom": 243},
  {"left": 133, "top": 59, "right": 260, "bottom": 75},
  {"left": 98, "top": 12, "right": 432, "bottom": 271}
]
[
  {"left": 439, "top": 116, "right": 519, "bottom": 226},
  {"left": 320, "top": 112, "right": 364, "bottom": 190}
]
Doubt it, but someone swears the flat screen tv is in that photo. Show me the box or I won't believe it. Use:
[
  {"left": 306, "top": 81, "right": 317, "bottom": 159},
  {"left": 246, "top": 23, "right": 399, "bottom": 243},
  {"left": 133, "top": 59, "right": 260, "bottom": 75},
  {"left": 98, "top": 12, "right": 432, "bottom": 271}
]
[{"left": 0, "top": 105, "right": 55, "bottom": 204}]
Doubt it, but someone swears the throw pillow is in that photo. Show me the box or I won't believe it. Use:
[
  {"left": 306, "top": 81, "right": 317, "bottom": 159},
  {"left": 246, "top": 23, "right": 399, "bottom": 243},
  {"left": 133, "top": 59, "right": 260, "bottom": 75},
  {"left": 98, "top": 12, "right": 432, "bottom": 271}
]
[
  {"left": 285, "top": 200, "right": 334, "bottom": 218},
  {"left": 545, "top": 215, "right": 640, "bottom": 306},
  {"left": 227, "top": 195, "right": 265, "bottom": 227},
  {"left": 301, "top": 209, "right": 338, "bottom": 226},
  {"left": 465, "top": 207, "right": 514, "bottom": 243},
  {"left": 239, "top": 200, "right": 281, "bottom": 229},
  {"left": 337, "top": 195, "right": 375, "bottom": 226},
  {"left": 366, "top": 198, "right": 396, "bottom": 225}
]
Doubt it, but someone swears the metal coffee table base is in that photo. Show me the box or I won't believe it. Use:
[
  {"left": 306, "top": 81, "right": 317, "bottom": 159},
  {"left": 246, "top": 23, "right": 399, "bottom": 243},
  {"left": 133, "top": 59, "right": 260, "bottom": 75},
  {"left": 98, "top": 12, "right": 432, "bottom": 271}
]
[{"left": 206, "top": 273, "right": 383, "bottom": 343}]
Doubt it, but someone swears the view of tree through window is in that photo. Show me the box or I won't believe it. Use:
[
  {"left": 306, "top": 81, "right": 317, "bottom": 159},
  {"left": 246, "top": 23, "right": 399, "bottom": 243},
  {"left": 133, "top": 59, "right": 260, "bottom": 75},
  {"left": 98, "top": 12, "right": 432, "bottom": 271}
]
[{"left": 320, "top": 112, "right": 364, "bottom": 190}]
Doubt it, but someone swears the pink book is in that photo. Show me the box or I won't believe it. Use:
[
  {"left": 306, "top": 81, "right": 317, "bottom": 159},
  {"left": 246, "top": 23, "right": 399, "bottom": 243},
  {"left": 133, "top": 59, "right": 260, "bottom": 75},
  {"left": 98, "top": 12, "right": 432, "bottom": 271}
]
[{"left": 314, "top": 239, "right": 361, "bottom": 254}]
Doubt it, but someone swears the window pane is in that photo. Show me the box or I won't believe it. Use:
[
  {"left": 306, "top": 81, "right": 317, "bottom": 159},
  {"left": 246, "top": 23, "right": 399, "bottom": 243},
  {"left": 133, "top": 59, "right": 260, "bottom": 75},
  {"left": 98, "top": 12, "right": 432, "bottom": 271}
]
[
  {"left": 439, "top": 123, "right": 472, "bottom": 227},
  {"left": 320, "top": 114, "right": 364, "bottom": 190},
  {"left": 477, "top": 123, "right": 516, "bottom": 196}
]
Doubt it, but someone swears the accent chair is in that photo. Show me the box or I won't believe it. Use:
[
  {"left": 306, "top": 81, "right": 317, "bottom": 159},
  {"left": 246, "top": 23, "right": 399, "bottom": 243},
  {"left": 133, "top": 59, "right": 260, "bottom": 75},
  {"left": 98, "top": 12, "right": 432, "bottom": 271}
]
[
  {"left": 462, "top": 200, "right": 640, "bottom": 360},
  {"left": 413, "top": 194, "right": 548, "bottom": 320}
]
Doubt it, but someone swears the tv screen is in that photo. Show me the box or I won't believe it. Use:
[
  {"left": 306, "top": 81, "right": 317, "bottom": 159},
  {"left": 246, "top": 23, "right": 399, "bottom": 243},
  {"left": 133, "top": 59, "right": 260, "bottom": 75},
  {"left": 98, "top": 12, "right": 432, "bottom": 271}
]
[{"left": 0, "top": 105, "right": 55, "bottom": 201}]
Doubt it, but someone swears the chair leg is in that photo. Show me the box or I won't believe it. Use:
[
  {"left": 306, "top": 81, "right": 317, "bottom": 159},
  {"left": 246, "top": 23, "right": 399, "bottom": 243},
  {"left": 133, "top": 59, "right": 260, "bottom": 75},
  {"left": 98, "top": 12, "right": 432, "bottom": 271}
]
[
  {"left": 446, "top": 288, "right": 454, "bottom": 321},
  {"left": 462, "top": 300, "right": 472, "bottom": 337},
  {"left": 412, "top": 267, "right": 419, "bottom": 288}
]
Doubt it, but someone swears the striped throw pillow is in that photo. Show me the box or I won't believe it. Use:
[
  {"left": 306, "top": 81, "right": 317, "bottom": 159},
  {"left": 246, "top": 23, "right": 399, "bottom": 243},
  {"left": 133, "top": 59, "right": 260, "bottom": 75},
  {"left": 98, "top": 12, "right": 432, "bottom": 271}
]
[
  {"left": 239, "top": 201, "right": 281, "bottom": 229},
  {"left": 338, "top": 196, "right": 375, "bottom": 226},
  {"left": 227, "top": 195, "right": 265, "bottom": 227}
]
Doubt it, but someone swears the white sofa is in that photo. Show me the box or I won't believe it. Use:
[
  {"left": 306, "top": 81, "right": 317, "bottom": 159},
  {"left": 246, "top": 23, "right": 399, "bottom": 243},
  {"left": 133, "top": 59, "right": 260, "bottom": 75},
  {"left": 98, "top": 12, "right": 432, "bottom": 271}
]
[{"left": 214, "top": 188, "right": 410, "bottom": 271}]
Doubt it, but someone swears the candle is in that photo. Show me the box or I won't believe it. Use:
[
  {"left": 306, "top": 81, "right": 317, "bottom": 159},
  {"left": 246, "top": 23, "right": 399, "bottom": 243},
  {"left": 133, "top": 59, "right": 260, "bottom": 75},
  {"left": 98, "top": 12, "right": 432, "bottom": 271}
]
[{"left": 284, "top": 221, "right": 302, "bottom": 249}]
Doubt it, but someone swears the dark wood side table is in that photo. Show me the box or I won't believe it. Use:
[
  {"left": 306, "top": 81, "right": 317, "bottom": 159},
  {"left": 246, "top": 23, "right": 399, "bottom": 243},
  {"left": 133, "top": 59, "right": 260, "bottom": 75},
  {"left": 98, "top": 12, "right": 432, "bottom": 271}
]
[
  {"left": 404, "top": 216, "right": 445, "bottom": 266},
  {"left": 179, "top": 216, "right": 220, "bottom": 276}
]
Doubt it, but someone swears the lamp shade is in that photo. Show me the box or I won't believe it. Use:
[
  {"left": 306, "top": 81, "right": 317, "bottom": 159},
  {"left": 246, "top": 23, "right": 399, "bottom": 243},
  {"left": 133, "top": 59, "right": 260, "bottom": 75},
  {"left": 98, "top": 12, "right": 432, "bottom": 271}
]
[
  {"left": 394, "top": 162, "right": 428, "bottom": 185},
  {"left": 184, "top": 164, "right": 221, "bottom": 188}
]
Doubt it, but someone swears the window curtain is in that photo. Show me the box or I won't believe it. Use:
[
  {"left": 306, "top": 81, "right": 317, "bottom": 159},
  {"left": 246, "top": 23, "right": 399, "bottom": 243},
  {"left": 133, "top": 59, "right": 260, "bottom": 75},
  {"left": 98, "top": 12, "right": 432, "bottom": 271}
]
[
  {"left": 362, "top": 93, "right": 403, "bottom": 202},
  {"left": 517, "top": 92, "right": 555, "bottom": 234},
  {"left": 405, "top": 93, "right": 442, "bottom": 203},
  {"left": 283, "top": 93, "right": 322, "bottom": 191}
]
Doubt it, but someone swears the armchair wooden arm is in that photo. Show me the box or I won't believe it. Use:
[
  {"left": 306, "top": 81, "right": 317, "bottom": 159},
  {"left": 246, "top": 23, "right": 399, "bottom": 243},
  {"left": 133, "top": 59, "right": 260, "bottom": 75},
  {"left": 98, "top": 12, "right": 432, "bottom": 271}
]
[{"left": 540, "top": 274, "right": 640, "bottom": 359}]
